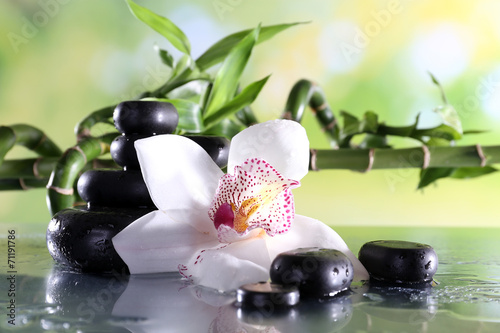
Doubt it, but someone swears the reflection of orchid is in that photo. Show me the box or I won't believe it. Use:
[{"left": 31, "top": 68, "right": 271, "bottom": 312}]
[{"left": 113, "top": 119, "right": 368, "bottom": 292}]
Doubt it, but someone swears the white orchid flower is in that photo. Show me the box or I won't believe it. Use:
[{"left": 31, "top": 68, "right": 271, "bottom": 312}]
[{"left": 112, "top": 119, "right": 368, "bottom": 292}]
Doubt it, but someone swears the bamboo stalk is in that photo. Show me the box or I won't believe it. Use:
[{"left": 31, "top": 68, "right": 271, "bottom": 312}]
[
  {"left": 46, "top": 133, "right": 118, "bottom": 215},
  {"left": 0, "top": 158, "right": 117, "bottom": 179},
  {"left": 74, "top": 106, "right": 116, "bottom": 141},
  {"left": 0, "top": 126, "right": 16, "bottom": 164},
  {"left": 9, "top": 124, "right": 62, "bottom": 157},
  {"left": 284, "top": 79, "right": 339, "bottom": 147},
  {"left": 311, "top": 145, "right": 500, "bottom": 171},
  {"left": 0, "top": 178, "right": 48, "bottom": 191}
]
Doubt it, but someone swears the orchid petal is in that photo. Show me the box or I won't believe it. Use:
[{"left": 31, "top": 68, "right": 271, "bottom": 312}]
[
  {"left": 265, "top": 214, "right": 369, "bottom": 282},
  {"left": 135, "top": 135, "right": 224, "bottom": 232},
  {"left": 112, "top": 210, "right": 219, "bottom": 274},
  {"left": 180, "top": 235, "right": 271, "bottom": 292},
  {"left": 210, "top": 158, "right": 299, "bottom": 241},
  {"left": 228, "top": 119, "right": 310, "bottom": 180}
]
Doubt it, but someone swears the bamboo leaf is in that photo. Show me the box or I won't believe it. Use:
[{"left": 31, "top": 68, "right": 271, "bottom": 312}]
[
  {"left": 434, "top": 104, "right": 462, "bottom": 135},
  {"left": 196, "top": 22, "right": 304, "bottom": 71},
  {"left": 203, "top": 118, "right": 245, "bottom": 138},
  {"left": 414, "top": 124, "right": 462, "bottom": 143},
  {"left": 360, "top": 111, "right": 378, "bottom": 133},
  {"left": 417, "top": 167, "right": 454, "bottom": 189},
  {"left": 126, "top": 0, "right": 191, "bottom": 54},
  {"left": 203, "top": 26, "right": 260, "bottom": 119},
  {"left": 450, "top": 166, "right": 497, "bottom": 179},
  {"left": 204, "top": 75, "right": 269, "bottom": 129},
  {"left": 340, "top": 111, "right": 360, "bottom": 136},
  {"left": 172, "top": 54, "right": 194, "bottom": 78},
  {"left": 155, "top": 45, "right": 174, "bottom": 68},
  {"left": 142, "top": 98, "right": 204, "bottom": 133}
]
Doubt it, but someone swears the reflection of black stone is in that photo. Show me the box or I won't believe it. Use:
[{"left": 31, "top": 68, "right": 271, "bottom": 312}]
[
  {"left": 47, "top": 206, "right": 155, "bottom": 273},
  {"left": 184, "top": 136, "right": 230, "bottom": 169},
  {"left": 359, "top": 283, "right": 436, "bottom": 324},
  {"left": 114, "top": 100, "right": 179, "bottom": 135},
  {"left": 110, "top": 134, "right": 149, "bottom": 170},
  {"left": 77, "top": 169, "right": 155, "bottom": 208},
  {"left": 45, "top": 267, "right": 132, "bottom": 330},
  {"left": 358, "top": 240, "right": 438, "bottom": 284},
  {"left": 236, "top": 293, "right": 353, "bottom": 333},
  {"left": 270, "top": 247, "right": 354, "bottom": 298}
]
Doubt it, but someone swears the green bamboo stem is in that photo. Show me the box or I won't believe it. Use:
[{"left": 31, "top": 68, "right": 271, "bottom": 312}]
[
  {"left": 46, "top": 133, "right": 118, "bottom": 215},
  {"left": 74, "top": 106, "right": 116, "bottom": 141},
  {"left": 284, "top": 79, "right": 339, "bottom": 147},
  {"left": 0, "top": 126, "right": 16, "bottom": 164},
  {"left": 0, "top": 178, "right": 49, "bottom": 190},
  {"left": 0, "top": 158, "right": 117, "bottom": 180},
  {"left": 0, "top": 124, "right": 62, "bottom": 160},
  {"left": 310, "top": 145, "right": 500, "bottom": 171}
]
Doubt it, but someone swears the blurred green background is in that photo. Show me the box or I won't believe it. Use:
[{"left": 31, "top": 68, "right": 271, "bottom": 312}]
[{"left": 1, "top": 0, "right": 499, "bottom": 227}]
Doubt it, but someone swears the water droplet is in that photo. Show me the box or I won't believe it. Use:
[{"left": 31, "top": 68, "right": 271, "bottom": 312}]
[{"left": 333, "top": 268, "right": 339, "bottom": 276}]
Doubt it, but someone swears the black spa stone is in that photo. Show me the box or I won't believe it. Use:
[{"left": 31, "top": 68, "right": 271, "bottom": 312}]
[
  {"left": 270, "top": 248, "right": 354, "bottom": 298},
  {"left": 110, "top": 133, "right": 149, "bottom": 170},
  {"left": 358, "top": 240, "right": 438, "bottom": 284},
  {"left": 114, "top": 100, "right": 179, "bottom": 135},
  {"left": 236, "top": 281, "right": 299, "bottom": 309},
  {"left": 184, "top": 135, "right": 230, "bottom": 169},
  {"left": 77, "top": 169, "right": 155, "bottom": 208},
  {"left": 47, "top": 205, "right": 155, "bottom": 273}
]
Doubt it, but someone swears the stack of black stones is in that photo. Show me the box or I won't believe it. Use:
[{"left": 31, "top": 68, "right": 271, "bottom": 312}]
[{"left": 46, "top": 100, "right": 230, "bottom": 273}]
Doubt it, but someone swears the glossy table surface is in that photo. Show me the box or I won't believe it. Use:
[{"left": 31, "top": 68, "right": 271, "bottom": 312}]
[{"left": 1, "top": 223, "right": 500, "bottom": 332}]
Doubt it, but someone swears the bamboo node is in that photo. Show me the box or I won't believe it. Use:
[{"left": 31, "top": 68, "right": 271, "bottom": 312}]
[
  {"left": 364, "top": 148, "right": 375, "bottom": 173},
  {"left": 422, "top": 145, "right": 430, "bottom": 169},
  {"left": 47, "top": 185, "right": 74, "bottom": 196},
  {"left": 33, "top": 157, "right": 43, "bottom": 179},
  {"left": 72, "top": 146, "right": 87, "bottom": 164},
  {"left": 322, "top": 118, "right": 337, "bottom": 132},
  {"left": 476, "top": 144, "right": 487, "bottom": 167},
  {"left": 19, "top": 178, "right": 29, "bottom": 191},
  {"left": 310, "top": 149, "right": 319, "bottom": 171},
  {"left": 315, "top": 102, "right": 328, "bottom": 112},
  {"left": 33, "top": 133, "right": 47, "bottom": 150},
  {"left": 282, "top": 111, "right": 293, "bottom": 120}
]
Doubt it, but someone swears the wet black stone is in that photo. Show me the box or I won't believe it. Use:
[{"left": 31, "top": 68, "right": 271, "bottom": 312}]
[
  {"left": 114, "top": 100, "right": 178, "bottom": 135},
  {"left": 270, "top": 248, "right": 354, "bottom": 298},
  {"left": 358, "top": 240, "right": 438, "bottom": 284},
  {"left": 184, "top": 135, "right": 230, "bottom": 169},
  {"left": 110, "top": 134, "right": 149, "bottom": 170},
  {"left": 47, "top": 205, "right": 154, "bottom": 273},
  {"left": 77, "top": 169, "right": 155, "bottom": 208},
  {"left": 236, "top": 281, "right": 299, "bottom": 309}
]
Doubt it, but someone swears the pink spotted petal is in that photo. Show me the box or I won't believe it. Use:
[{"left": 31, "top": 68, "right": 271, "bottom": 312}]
[
  {"left": 208, "top": 158, "right": 300, "bottom": 240},
  {"left": 247, "top": 188, "right": 295, "bottom": 236}
]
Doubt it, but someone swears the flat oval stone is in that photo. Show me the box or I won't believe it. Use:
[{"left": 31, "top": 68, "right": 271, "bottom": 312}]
[
  {"left": 47, "top": 205, "right": 154, "bottom": 273},
  {"left": 358, "top": 240, "right": 438, "bottom": 284},
  {"left": 184, "top": 135, "right": 230, "bottom": 169},
  {"left": 77, "top": 169, "right": 155, "bottom": 208},
  {"left": 110, "top": 134, "right": 148, "bottom": 170},
  {"left": 270, "top": 248, "right": 354, "bottom": 298},
  {"left": 236, "top": 281, "right": 299, "bottom": 309},
  {"left": 114, "top": 100, "right": 178, "bottom": 135}
]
